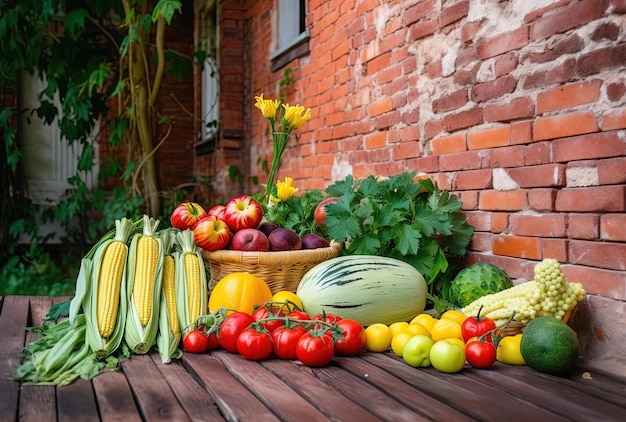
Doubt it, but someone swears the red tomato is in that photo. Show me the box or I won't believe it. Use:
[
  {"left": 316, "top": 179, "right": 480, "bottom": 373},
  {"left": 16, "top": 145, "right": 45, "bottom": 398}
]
[
  {"left": 206, "top": 332, "right": 220, "bottom": 350},
  {"left": 171, "top": 202, "right": 207, "bottom": 230},
  {"left": 272, "top": 325, "right": 307, "bottom": 359},
  {"left": 334, "top": 319, "right": 366, "bottom": 356},
  {"left": 252, "top": 305, "right": 286, "bottom": 332},
  {"left": 183, "top": 330, "right": 210, "bottom": 354},
  {"left": 296, "top": 332, "right": 335, "bottom": 367},
  {"left": 465, "top": 340, "right": 497, "bottom": 369},
  {"left": 236, "top": 327, "right": 274, "bottom": 361},
  {"left": 218, "top": 312, "right": 255, "bottom": 353},
  {"left": 314, "top": 197, "right": 338, "bottom": 225},
  {"left": 286, "top": 310, "right": 311, "bottom": 321},
  {"left": 461, "top": 306, "right": 497, "bottom": 343}
]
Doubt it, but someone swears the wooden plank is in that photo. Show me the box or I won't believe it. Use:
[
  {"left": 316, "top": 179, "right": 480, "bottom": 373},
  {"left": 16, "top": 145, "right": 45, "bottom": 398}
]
[
  {"left": 0, "top": 296, "right": 31, "bottom": 422},
  {"left": 555, "top": 366, "right": 626, "bottom": 409},
  {"left": 150, "top": 353, "right": 226, "bottom": 422},
  {"left": 92, "top": 370, "right": 143, "bottom": 422},
  {"left": 57, "top": 378, "right": 100, "bottom": 422},
  {"left": 121, "top": 353, "right": 191, "bottom": 422},
  {"left": 182, "top": 352, "right": 280, "bottom": 422},
  {"left": 261, "top": 358, "right": 384, "bottom": 422},
  {"left": 19, "top": 297, "right": 57, "bottom": 422},
  {"left": 333, "top": 354, "right": 476, "bottom": 422},
  {"left": 362, "top": 353, "right": 571, "bottom": 422},
  {"left": 213, "top": 351, "right": 334, "bottom": 421},
  {"left": 312, "top": 360, "right": 431, "bottom": 422}
]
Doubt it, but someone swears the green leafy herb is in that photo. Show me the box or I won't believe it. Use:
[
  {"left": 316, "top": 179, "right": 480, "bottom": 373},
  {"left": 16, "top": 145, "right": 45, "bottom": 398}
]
[
  {"left": 321, "top": 172, "right": 474, "bottom": 295},
  {"left": 262, "top": 189, "right": 326, "bottom": 236}
]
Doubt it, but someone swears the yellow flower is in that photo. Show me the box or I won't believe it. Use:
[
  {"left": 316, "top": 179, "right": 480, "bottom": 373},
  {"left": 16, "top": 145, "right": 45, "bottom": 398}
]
[
  {"left": 254, "top": 94, "right": 280, "bottom": 119},
  {"left": 275, "top": 177, "right": 299, "bottom": 202},
  {"left": 282, "top": 103, "right": 312, "bottom": 130}
]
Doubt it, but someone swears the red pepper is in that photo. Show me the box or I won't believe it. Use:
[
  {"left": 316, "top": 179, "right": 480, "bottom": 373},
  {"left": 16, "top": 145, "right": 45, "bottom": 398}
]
[{"left": 461, "top": 305, "right": 496, "bottom": 343}]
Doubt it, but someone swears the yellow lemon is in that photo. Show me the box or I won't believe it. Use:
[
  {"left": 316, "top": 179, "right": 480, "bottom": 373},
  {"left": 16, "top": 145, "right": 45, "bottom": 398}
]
[
  {"left": 391, "top": 331, "right": 415, "bottom": 356},
  {"left": 389, "top": 321, "right": 410, "bottom": 337},
  {"left": 271, "top": 290, "right": 303, "bottom": 312},
  {"left": 410, "top": 313, "right": 436, "bottom": 332},
  {"left": 430, "top": 318, "right": 463, "bottom": 342},
  {"left": 440, "top": 309, "right": 468, "bottom": 327},
  {"left": 364, "top": 323, "right": 393, "bottom": 352}
]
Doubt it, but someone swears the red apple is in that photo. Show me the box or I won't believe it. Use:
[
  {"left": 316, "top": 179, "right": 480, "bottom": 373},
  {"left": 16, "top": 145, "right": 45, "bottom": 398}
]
[
  {"left": 301, "top": 233, "right": 331, "bottom": 249},
  {"left": 268, "top": 228, "right": 302, "bottom": 251},
  {"left": 223, "top": 195, "right": 264, "bottom": 232},
  {"left": 207, "top": 204, "right": 226, "bottom": 220},
  {"left": 171, "top": 202, "right": 207, "bottom": 230},
  {"left": 193, "top": 216, "right": 231, "bottom": 251},
  {"left": 314, "top": 197, "right": 339, "bottom": 225},
  {"left": 230, "top": 228, "right": 270, "bottom": 252}
]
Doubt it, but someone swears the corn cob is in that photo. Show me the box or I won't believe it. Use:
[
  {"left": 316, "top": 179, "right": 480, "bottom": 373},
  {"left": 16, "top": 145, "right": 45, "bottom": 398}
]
[
  {"left": 157, "top": 229, "right": 183, "bottom": 363},
  {"left": 175, "top": 229, "right": 208, "bottom": 332},
  {"left": 124, "top": 215, "right": 164, "bottom": 354},
  {"left": 82, "top": 217, "right": 135, "bottom": 358}
]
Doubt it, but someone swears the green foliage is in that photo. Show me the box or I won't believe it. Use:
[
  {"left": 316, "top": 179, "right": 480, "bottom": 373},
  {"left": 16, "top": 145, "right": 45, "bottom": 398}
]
[
  {"left": 263, "top": 189, "right": 326, "bottom": 237},
  {"left": 321, "top": 172, "right": 475, "bottom": 297}
]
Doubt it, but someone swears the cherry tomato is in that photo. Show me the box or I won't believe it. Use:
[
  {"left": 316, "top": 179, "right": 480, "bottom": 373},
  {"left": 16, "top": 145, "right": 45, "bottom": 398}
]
[
  {"left": 296, "top": 332, "right": 335, "bottom": 367},
  {"left": 183, "top": 330, "right": 210, "bottom": 354},
  {"left": 252, "top": 305, "right": 285, "bottom": 332},
  {"left": 465, "top": 339, "right": 497, "bottom": 369},
  {"left": 461, "top": 305, "right": 497, "bottom": 343},
  {"left": 237, "top": 327, "right": 274, "bottom": 361},
  {"left": 272, "top": 324, "right": 307, "bottom": 359},
  {"left": 312, "top": 313, "right": 342, "bottom": 323},
  {"left": 334, "top": 319, "right": 366, "bottom": 356},
  {"left": 206, "top": 332, "right": 220, "bottom": 350},
  {"left": 286, "top": 310, "right": 311, "bottom": 321},
  {"left": 218, "top": 311, "right": 255, "bottom": 353}
]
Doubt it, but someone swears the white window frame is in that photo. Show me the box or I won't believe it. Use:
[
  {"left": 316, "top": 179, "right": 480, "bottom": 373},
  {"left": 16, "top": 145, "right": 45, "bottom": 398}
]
[{"left": 197, "top": 0, "right": 219, "bottom": 151}]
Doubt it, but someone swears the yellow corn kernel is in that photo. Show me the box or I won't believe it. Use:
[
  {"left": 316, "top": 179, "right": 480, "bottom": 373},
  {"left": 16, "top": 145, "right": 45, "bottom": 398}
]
[
  {"left": 96, "top": 241, "right": 128, "bottom": 338},
  {"left": 133, "top": 235, "right": 159, "bottom": 326},
  {"left": 162, "top": 254, "right": 179, "bottom": 335},
  {"left": 184, "top": 252, "right": 201, "bottom": 324}
]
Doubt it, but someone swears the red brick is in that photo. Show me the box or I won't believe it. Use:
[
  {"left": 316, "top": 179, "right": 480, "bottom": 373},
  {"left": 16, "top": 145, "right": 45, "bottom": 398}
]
[
  {"left": 440, "top": 1, "right": 470, "bottom": 28},
  {"left": 432, "top": 90, "right": 469, "bottom": 114},
  {"left": 511, "top": 121, "right": 533, "bottom": 145},
  {"left": 598, "top": 157, "right": 626, "bottom": 185},
  {"left": 490, "top": 145, "right": 526, "bottom": 168},
  {"left": 470, "top": 75, "right": 517, "bottom": 104},
  {"left": 494, "top": 52, "right": 518, "bottom": 78},
  {"left": 541, "top": 238, "right": 569, "bottom": 262},
  {"left": 432, "top": 134, "right": 467, "bottom": 155},
  {"left": 561, "top": 264, "right": 626, "bottom": 300},
  {"left": 531, "top": 0, "right": 610, "bottom": 40},
  {"left": 552, "top": 132, "right": 626, "bottom": 162},
  {"left": 393, "top": 141, "right": 421, "bottom": 160},
  {"left": 461, "top": 20, "right": 482, "bottom": 43},
  {"left": 443, "top": 107, "right": 484, "bottom": 133},
  {"left": 506, "top": 164, "right": 566, "bottom": 188},
  {"left": 424, "top": 119, "right": 444, "bottom": 140},
  {"left": 457, "top": 191, "right": 479, "bottom": 210},
  {"left": 533, "top": 111, "right": 599, "bottom": 141},
  {"left": 570, "top": 240, "right": 626, "bottom": 271},
  {"left": 556, "top": 186, "right": 626, "bottom": 212},
  {"left": 477, "top": 26, "right": 530, "bottom": 59},
  {"left": 568, "top": 213, "right": 600, "bottom": 240},
  {"left": 522, "top": 34, "right": 584, "bottom": 64},
  {"left": 490, "top": 212, "right": 510, "bottom": 233},
  {"left": 403, "top": 0, "right": 436, "bottom": 25},
  {"left": 601, "top": 214, "right": 626, "bottom": 241},
  {"left": 408, "top": 155, "right": 439, "bottom": 173},
  {"left": 367, "top": 98, "right": 393, "bottom": 117},
  {"left": 493, "top": 235, "right": 542, "bottom": 260},
  {"left": 479, "top": 190, "right": 528, "bottom": 211},
  {"left": 439, "top": 150, "right": 482, "bottom": 171},
  {"left": 470, "top": 231, "right": 492, "bottom": 252},
  {"left": 601, "top": 108, "right": 626, "bottom": 130},
  {"left": 613, "top": 0, "right": 626, "bottom": 13},
  {"left": 528, "top": 188, "right": 557, "bottom": 211},
  {"left": 454, "top": 169, "right": 492, "bottom": 190},
  {"left": 522, "top": 58, "right": 577, "bottom": 90},
  {"left": 364, "top": 132, "right": 387, "bottom": 149},
  {"left": 408, "top": 19, "right": 438, "bottom": 40},
  {"left": 606, "top": 82, "right": 626, "bottom": 102},
  {"left": 366, "top": 52, "right": 391, "bottom": 74},
  {"left": 510, "top": 213, "right": 567, "bottom": 237},
  {"left": 576, "top": 43, "right": 626, "bottom": 77},
  {"left": 467, "top": 126, "right": 511, "bottom": 150},
  {"left": 485, "top": 97, "right": 535, "bottom": 122},
  {"left": 464, "top": 210, "right": 490, "bottom": 231},
  {"left": 537, "top": 80, "right": 602, "bottom": 113}
]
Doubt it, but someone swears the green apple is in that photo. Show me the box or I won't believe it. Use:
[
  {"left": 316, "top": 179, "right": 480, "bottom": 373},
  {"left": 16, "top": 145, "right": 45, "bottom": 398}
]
[
  {"left": 402, "top": 335, "right": 434, "bottom": 367},
  {"left": 430, "top": 339, "right": 466, "bottom": 373}
]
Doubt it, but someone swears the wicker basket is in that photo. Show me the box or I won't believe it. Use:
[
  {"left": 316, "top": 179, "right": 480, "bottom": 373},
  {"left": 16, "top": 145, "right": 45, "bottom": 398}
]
[
  {"left": 499, "top": 306, "right": 578, "bottom": 337},
  {"left": 202, "top": 241, "right": 343, "bottom": 293}
]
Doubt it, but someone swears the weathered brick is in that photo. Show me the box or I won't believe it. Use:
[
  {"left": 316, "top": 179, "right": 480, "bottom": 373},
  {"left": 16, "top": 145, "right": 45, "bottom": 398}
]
[
  {"left": 561, "top": 264, "right": 626, "bottom": 300},
  {"left": 576, "top": 43, "right": 626, "bottom": 77},
  {"left": 568, "top": 213, "right": 600, "bottom": 240},
  {"left": 454, "top": 169, "right": 492, "bottom": 190},
  {"left": 477, "top": 26, "right": 530, "bottom": 59},
  {"left": 432, "top": 134, "right": 467, "bottom": 155},
  {"left": 432, "top": 90, "right": 469, "bottom": 114},
  {"left": 479, "top": 190, "right": 528, "bottom": 211},
  {"left": 570, "top": 240, "right": 626, "bottom": 271},
  {"left": 528, "top": 188, "right": 557, "bottom": 212},
  {"left": 364, "top": 132, "right": 387, "bottom": 149},
  {"left": 506, "top": 164, "right": 567, "bottom": 188},
  {"left": 443, "top": 107, "right": 484, "bottom": 132},
  {"left": 511, "top": 213, "right": 567, "bottom": 237},
  {"left": 541, "top": 238, "right": 568, "bottom": 262},
  {"left": 552, "top": 131, "right": 626, "bottom": 162},
  {"left": 598, "top": 157, "right": 626, "bottom": 185},
  {"left": 533, "top": 111, "right": 599, "bottom": 141},
  {"left": 484, "top": 97, "right": 535, "bottom": 122},
  {"left": 490, "top": 145, "right": 525, "bottom": 168},
  {"left": 493, "top": 235, "right": 542, "bottom": 260},
  {"left": 531, "top": 0, "right": 610, "bottom": 40},
  {"left": 494, "top": 52, "right": 518, "bottom": 77},
  {"left": 470, "top": 75, "right": 517, "bottom": 104},
  {"left": 601, "top": 214, "right": 626, "bottom": 241},
  {"left": 403, "top": 0, "right": 436, "bottom": 26},
  {"left": 606, "top": 82, "right": 626, "bottom": 102},
  {"left": 537, "top": 80, "right": 602, "bottom": 114},
  {"left": 601, "top": 108, "right": 626, "bottom": 130},
  {"left": 440, "top": 1, "right": 469, "bottom": 28},
  {"left": 367, "top": 97, "right": 393, "bottom": 117},
  {"left": 521, "top": 34, "right": 584, "bottom": 64},
  {"left": 467, "top": 126, "right": 511, "bottom": 150},
  {"left": 556, "top": 186, "right": 626, "bottom": 212}
]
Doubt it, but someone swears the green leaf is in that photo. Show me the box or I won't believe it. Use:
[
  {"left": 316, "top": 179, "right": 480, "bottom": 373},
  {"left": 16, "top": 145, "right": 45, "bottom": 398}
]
[
  {"left": 348, "top": 233, "right": 381, "bottom": 255},
  {"left": 63, "top": 9, "right": 87, "bottom": 40},
  {"left": 392, "top": 223, "right": 422, "bottom": 256}
]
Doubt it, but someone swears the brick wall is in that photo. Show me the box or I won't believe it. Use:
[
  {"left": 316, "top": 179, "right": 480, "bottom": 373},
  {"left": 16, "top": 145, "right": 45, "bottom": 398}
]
[{"left": 213, "top": 0, "right": 626, "bottom": 301}]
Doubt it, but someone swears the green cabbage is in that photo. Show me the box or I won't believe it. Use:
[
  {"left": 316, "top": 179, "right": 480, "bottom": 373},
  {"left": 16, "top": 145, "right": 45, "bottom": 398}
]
[{"left": 451, "top": 263, "right": 513, "bottom": 308}]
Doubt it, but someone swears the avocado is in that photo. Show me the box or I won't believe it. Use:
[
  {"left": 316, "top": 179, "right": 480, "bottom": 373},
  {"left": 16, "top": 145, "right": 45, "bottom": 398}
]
[{"left": 520, "top": 316, "right": 580, "bottom": 376}]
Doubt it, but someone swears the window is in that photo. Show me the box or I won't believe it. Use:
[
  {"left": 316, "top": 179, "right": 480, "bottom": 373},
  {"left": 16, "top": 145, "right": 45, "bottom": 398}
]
[
  {"left": 270, "top": 0, "right": 309, "bottom": 71},
  {"left": 196, "top": 0, "right": 219, "bottom": 154}
]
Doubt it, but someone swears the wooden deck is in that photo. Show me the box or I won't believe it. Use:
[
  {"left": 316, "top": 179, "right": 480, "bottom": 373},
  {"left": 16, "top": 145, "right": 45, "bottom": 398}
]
[{"left": 2, "top": 295, "right": 625, "bottom": 422}]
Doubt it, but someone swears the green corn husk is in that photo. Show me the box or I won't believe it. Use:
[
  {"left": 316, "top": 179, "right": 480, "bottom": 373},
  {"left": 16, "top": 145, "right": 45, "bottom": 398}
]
[{"left": 157, "top": 229, "right": 183, "bottom": 363}]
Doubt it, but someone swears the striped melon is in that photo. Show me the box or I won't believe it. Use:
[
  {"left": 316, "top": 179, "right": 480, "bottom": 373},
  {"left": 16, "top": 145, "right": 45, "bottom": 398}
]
[{"left": 296, "top": 255, "right": 428, "bottom": 326}]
